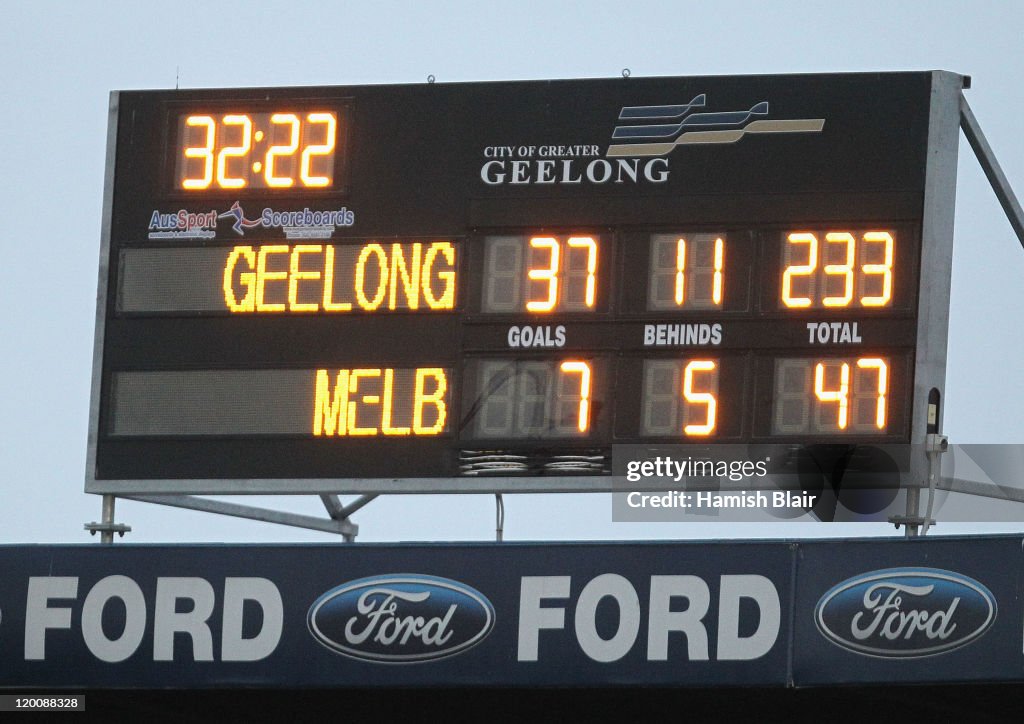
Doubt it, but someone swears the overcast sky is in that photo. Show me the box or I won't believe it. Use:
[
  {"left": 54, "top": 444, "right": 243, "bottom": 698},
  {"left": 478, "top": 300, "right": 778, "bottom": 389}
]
[{"left": 2, "top": 1, "right": 1023, "bottom": 544}]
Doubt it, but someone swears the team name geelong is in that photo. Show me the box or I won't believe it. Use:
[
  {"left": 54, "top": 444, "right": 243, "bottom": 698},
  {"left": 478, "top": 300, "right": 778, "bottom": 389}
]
[{"left": 480, "top": 157, "right": 669, "bottom": 185}]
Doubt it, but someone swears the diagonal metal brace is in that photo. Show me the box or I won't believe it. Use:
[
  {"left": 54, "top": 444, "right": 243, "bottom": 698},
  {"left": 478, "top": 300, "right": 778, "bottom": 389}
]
[
  {"left": 960, "top": 93, "right": 1024, "bottom": 249},
  {"left": 125, "top": 495, "right": 358, "bottom": 538},
  {"left": 319, "top": 494, "right": 377, "bottom": 542},
  {"left": 319, "top": 493, "right": 378, "bottom": 523}
]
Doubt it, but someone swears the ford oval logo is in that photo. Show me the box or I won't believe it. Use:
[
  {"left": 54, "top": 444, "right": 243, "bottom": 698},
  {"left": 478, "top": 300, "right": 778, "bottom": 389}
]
[
  {"left": 308, "top": 574, "right": 495, "bottom": 663},
  {"left": 815, "top": 567, "right": 996, "bottom": 658}
]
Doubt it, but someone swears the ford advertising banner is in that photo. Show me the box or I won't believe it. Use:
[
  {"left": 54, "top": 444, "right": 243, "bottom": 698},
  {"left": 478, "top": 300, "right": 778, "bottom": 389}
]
[
  {"left": 792, "top": 536, "right": 1023, "bottom": 685},
  {"left": 0, "top": 541, "right": 791, "bottom": 688},
  {"left": 0, "top": 536, "right": 1021, "bottom": 689}
]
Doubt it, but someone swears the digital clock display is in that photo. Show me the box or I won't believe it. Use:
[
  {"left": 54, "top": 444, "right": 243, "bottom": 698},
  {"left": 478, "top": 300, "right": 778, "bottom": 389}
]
[
  {"left": 175, "top": 110, "right": 339, "bottom": 191},
  {"left": 88, "top": 71, "right": 961, "bottom": 493}
]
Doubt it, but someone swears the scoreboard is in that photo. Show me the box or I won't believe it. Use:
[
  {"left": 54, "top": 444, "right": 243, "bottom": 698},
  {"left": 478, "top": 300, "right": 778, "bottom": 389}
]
[{"left": 86, "top": 71, "right": 963, "bottom": 494}]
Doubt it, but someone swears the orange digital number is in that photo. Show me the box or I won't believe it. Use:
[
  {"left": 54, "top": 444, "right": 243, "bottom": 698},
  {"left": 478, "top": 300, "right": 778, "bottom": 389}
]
[
  {"left": 567, "top": 237, "right": 598, "bottom": 308},
  {"left": 783, "top": 231, "right": 895, "bottom": 308},
  {"left": 782, "top": 233, "right": 817, "bottom": 308},
  {"left": 560, "top": 361, "right": 592, "bottom": 433},
  {"left": 674, "top": 238, "right": 687, "bottom": 305},
  {"left": 712, "top": 236, "right": 724, "bottom": 305},
  {"left": 525, "top": 236, "right": 598, "bottom": 312},
  {"left": 526, "top": 237, "right": 560, "bottom": 312},
  {"left": 682, "top": 360, "right": 717, "bottom": 436},
  {"left": 216, "top": 115, "right": 252, "bottom": 189},
  {"left": 822, "top": 232, "right": 854, "bottom": 307},
  {"left": 265, "top": 113, "right": 300, "bottom": 188},
  {"left": 857, "top": 358, "right": 888, "bottom": 428},
  {"left": 300, "top": 113, "right": 337, "bottom": 187},
  {"left": 182, "top": 115, "right": 215, "bottom": 190},
  {"left": 674, "top": 236, "right": 724, "bottom": 307},
  {"left": 815, "top": 362, "right": 850, "bottom": 429},
  {"left": 861, "top": 232, "right": 894, "bottom": 306}
]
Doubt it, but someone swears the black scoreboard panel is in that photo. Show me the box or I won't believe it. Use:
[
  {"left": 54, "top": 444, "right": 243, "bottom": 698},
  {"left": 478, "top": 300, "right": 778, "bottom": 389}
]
[{"left": 87, "top": 72, "right": 963, "bottom": 493}]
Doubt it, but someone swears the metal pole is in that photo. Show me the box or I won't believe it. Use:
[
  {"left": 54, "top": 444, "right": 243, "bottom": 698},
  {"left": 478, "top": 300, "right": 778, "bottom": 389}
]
[
  {"left": 100, "top": 495, "right": 116, "bottom": 544},
  {"left": 960, "top": 94, "right": 1024, "bottom": 250},
  {"left": 920, "top": 434, "right": 948, "bottom": 536},
  {"left": 338, "top": 494, "right": 378, "bottom": 520},
  {"left": 903, "top": 488, "right": 920, "bottom": 538},
  {"left": 124, "top": 494, "right": 356, "bottom": 537}
]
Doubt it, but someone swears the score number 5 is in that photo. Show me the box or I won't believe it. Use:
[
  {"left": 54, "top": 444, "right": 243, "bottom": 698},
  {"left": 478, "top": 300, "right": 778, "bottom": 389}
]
[
  {"left": 682, "top": 360, "right": 717, "bottom": 435},
  {"left": 642, "top": 359, "right": 719, "bottom": 437}
]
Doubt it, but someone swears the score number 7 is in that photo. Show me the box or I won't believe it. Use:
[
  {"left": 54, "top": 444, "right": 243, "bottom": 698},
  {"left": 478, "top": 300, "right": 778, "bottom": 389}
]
[{"left": 560, "top": 361, "right": 592, "bottom": 432}]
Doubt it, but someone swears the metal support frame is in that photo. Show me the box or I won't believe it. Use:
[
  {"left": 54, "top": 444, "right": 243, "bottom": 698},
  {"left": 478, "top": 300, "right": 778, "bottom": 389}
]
[
  {"left": 940, "top": 475, "right": 1024, "bottom": 504},
  {"left": 892, "top": 434, "right": 947, "bottom": 536},
  {"left": 920, "top": 434, "right": 948, "bottom": 535},
  {"left": 960, "top": 94, "right": 1024, "bottom": 249},
  {"left": 87, "top": 494, "right": 364, "bottom": 541},
  {"left": 84, "top": 494, "right": 132, "bottom": 543},
  {"left": 894, "top": 73, "right": 962, "bottom": 536},
  {"left": 320, "top": 493, "right": 377, "bottom": 542},
  {"left": 893, "top": 89, "right": 1024, "bottom": 536},
  {"left": 92, "top": 463, "right": 1024, "bottom": 543}
]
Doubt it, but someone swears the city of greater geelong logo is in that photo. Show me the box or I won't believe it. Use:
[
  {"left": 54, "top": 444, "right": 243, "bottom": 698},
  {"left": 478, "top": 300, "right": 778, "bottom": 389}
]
[
  {"left": 607, "top": 93, "right": 824, "bottom": 157},
  {"left": 147, "top": 201, "right": 355, "bottom": 240},
  {"left": 479, "top": 93, "right": 825, "bottom": 186},
  {"left": 307, "top": 574, "right": 495, "bottom": 663}
]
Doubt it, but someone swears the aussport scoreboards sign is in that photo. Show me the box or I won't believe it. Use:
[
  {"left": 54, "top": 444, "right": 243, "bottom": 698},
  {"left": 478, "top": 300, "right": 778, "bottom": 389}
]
[{"left": 86, "top": 71, "right": 963, "bottom": 494}]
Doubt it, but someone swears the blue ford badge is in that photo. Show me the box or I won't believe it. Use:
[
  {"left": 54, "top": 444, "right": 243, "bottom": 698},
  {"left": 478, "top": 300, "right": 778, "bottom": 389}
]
[
  {"left": 308, "top": 574, "right": 495, "bottom": 663},
  {"left": 815, "top": 567, "right": 996, "bottom": 658}
]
